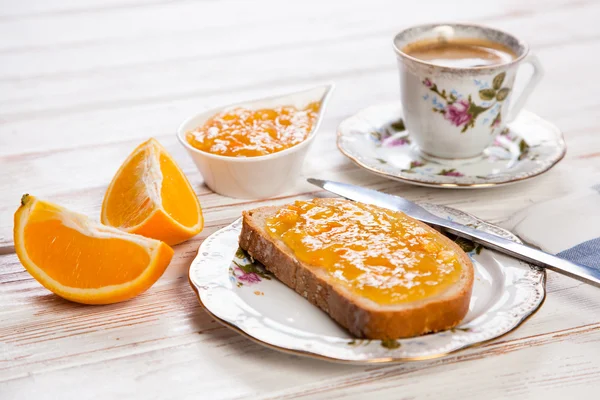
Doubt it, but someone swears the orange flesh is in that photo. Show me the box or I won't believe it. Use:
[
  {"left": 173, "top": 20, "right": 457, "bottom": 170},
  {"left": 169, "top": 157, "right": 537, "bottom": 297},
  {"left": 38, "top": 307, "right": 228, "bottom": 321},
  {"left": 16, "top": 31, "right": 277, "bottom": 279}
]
[
  {"left": 103, "top": 144, "right": 199, "bottom": 230},
  {"left": 103, "top": 148, "right": 156, "bottom": 229},
  {"left": 265, "top": 200, "right": 463, "bottom": 305},
  {"left": 186, "top": 102, "right": 320, "bottom": 157},
  {"left": 159, "top": 153, "right": 199, "bottom": 228},
  {"left": 23, "top": 202, "right": 151, "bottom": 288}
]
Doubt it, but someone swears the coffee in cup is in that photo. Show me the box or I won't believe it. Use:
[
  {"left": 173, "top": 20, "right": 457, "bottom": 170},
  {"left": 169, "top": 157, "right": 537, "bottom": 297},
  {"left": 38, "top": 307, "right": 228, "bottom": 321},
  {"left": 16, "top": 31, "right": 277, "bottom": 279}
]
[{"left": 402, "top": 37, "right": 517, "bottom": 68}]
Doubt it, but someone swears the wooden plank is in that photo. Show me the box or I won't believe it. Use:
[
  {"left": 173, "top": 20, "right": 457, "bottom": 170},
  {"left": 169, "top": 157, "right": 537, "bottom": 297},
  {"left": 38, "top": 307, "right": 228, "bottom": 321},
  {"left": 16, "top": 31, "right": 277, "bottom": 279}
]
[
  {"left": 0, "top": 89, "right": 598, "bottom": 245},
  {"left": 1, "top": 110, "right": 599, "bottom": 249},
  {"left": 0, "top": 0, "right": 583, "bottom": 81},
  {"left": 0, "top": 0, "right": 574, "bottom": 52},
  {"left": 264, "top": 330, "right": 600, "bottom": 399},
  {"left": 1, "top": 24, "right": 600, "bottom": 158},
  {"left": 1, "top": 1, "right": 597, "bottom": 108},
  {"left": 1, "top": 260, "right": 598, "bottom": 397},
  {"left": 0, "top": 0, "right": 183, "bottom": 20}
]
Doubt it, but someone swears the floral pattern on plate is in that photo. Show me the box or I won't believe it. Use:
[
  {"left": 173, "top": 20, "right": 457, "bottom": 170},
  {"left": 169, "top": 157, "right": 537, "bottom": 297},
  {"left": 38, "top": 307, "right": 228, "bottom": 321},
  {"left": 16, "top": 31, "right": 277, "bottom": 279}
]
[
  {"left": 229, "top": 248, "right": 272, "bottom": 287},
  {"left": 189, "top": 205, "right": 545, "bottom": 364},
  {"left": 337, "top": 103, "right": 566, "bottom": 188}
]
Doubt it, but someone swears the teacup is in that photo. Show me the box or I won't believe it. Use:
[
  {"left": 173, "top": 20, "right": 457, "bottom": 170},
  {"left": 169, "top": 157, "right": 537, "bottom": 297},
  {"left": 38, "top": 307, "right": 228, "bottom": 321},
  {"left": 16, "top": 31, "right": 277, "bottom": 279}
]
[{"left": 393, "top": 23, "right": 543, "bottom": 159}]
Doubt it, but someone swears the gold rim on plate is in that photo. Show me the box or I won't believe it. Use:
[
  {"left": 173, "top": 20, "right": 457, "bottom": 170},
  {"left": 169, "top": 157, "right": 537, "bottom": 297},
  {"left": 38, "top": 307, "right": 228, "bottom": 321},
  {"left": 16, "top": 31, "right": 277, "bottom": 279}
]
[
  {"left": 189, "top": 274, "right": 546, "bottom": 364},
  {"left": 187, "top": 209, "right": 547, "bottom": 364}
]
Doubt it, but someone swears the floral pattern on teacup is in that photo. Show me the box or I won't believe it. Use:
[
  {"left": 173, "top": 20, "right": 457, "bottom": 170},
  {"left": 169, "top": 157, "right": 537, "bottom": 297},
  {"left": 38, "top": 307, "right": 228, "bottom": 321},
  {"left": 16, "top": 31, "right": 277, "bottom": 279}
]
[{"left": 423, "top": 73, "right": 511, "bottom": 133}]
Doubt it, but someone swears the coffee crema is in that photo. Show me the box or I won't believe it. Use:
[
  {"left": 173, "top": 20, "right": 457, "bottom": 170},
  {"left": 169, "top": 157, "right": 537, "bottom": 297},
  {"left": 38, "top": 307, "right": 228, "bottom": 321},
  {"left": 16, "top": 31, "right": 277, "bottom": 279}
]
[{"left": 402, "top": 37, "right": 517, "bottom": 68}]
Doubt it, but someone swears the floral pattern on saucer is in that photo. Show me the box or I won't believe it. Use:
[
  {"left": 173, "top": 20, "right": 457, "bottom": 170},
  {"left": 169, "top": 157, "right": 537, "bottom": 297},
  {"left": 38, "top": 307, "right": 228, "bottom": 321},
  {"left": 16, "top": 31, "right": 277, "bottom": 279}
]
[
  {"left": 337, "top": 103, "right": 566, "bottom": 188},
  {"left": 189, "top": 207, "right": 545, "bottom": 364}
]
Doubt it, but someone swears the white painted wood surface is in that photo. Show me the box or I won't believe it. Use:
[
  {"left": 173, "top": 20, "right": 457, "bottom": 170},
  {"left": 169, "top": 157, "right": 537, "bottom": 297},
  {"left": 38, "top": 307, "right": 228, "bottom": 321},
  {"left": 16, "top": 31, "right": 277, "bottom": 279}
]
[{"left": 1, "top": 0, "right": 599, "bottom": 398}]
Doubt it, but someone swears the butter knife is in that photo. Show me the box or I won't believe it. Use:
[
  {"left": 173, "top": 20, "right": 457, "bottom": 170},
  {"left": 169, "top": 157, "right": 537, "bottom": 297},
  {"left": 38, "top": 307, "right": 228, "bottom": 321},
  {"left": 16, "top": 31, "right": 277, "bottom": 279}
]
[{"left": 308, "top": 178, "right": 600, "bottom": 288}]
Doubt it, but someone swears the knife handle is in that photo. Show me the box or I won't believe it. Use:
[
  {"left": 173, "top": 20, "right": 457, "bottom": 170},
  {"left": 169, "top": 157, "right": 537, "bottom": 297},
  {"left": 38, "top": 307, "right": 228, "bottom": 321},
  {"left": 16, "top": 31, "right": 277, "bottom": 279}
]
[{"left": 440, "top": 220, "right": 600, "bottom": 288}]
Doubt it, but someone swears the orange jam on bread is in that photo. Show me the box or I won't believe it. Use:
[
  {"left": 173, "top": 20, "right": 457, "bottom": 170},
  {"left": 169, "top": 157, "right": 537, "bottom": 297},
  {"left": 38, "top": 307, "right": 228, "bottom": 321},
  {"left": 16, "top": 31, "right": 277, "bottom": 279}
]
[
  {"left": 265, "top": 199, "right": 463, "bottom": 305},
  {"left": 186, "top": 102, "right": 320, "bottom": 157}
]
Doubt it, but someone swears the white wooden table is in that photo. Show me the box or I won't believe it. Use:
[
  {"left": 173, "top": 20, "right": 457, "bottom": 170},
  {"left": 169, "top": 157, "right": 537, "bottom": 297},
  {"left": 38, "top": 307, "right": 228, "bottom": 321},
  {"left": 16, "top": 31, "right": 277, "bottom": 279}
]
[{"left": 1, "top": 0, "right": 599, "bottom": 398}]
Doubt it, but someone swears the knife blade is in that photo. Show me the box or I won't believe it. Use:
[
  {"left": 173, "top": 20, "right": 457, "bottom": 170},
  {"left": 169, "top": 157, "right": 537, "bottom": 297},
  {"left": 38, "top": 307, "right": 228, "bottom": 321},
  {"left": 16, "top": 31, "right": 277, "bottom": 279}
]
[{"left": 307, "top": 178, "right": 600, "bottom": 288}]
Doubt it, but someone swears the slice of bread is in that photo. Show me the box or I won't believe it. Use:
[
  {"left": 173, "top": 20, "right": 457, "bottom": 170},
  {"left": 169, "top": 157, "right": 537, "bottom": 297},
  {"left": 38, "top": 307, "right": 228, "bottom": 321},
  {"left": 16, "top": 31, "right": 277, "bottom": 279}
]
[{"left": 239, "top": 198, "right": 474, "bottom": 339}]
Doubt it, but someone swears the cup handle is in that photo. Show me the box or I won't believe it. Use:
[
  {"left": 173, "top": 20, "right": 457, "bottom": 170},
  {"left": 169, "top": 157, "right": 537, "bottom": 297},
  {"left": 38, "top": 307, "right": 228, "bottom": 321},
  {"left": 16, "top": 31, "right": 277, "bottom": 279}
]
[{"left": 506, "top": 53, "right": 544, "bottom": 122}]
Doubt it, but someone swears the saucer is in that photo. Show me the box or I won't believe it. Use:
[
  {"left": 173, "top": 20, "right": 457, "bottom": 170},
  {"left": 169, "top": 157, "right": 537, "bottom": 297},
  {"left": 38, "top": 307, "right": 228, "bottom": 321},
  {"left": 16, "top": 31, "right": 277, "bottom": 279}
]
[
  {"left": 337, "top": 103, "right": 566, "bottom": 188},
  {"left": 188, "top": 205, "right": 545, "bottom": 364}
]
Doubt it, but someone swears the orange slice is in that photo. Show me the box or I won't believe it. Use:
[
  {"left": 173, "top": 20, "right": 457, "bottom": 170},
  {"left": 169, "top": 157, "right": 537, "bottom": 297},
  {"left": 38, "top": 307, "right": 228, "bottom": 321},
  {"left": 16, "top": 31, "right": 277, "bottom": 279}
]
[
  {"left": 14, "top": 195, "right": 174, "bottom": 305},
  {"left": 101, "top": 138, "right": 203, "bottom": 245}
]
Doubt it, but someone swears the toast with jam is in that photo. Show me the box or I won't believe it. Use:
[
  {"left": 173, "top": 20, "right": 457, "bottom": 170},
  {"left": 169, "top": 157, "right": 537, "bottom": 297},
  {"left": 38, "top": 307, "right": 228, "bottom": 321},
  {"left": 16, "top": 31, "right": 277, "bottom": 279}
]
[{"left": 239, "top": 198, "right": 474, "bottom": 339}]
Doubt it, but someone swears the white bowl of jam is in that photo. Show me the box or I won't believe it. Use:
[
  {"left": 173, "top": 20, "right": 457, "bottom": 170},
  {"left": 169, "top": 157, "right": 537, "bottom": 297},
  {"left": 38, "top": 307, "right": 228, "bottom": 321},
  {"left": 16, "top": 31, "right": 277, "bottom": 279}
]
[{"left": 177, "top": 84, "right": 334, "bottom": 199}]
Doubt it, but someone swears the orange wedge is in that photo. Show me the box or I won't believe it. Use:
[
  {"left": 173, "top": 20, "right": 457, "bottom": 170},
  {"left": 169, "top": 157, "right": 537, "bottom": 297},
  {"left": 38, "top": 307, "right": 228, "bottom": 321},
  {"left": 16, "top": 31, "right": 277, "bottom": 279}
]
[
  {"left": 101, "top": 138, "right": 203, "bottom": 245},
  {"left": 14, "top": 195, "right": 174, "bottom": 305}
]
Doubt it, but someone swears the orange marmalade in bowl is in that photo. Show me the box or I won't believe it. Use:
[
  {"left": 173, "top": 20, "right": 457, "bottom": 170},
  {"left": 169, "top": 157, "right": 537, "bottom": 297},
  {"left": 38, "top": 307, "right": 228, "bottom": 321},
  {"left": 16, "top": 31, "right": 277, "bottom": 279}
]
[
  {"left": 186, "top": 102, "right": 320, "bottom": 157},
  {"left": 265, "top": 199, "right": 463, "bottom": 305}
]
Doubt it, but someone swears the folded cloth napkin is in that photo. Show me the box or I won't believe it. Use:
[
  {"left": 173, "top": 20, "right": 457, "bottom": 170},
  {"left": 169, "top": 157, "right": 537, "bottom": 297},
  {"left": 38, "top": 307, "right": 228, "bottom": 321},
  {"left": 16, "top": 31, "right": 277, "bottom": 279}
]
[{"left": 505, "top": 185, "right": 600, "bottom": 268}]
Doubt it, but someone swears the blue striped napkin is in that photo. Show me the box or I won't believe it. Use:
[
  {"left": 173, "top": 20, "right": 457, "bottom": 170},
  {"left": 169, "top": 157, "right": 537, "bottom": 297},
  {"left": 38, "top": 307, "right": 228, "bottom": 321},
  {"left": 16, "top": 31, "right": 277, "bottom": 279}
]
[
  {"left": 557, "top": 238, "right": 600, "bottom": 268},
  {"left": 506, "top": 185, "right": 600, "bottom": 268}
]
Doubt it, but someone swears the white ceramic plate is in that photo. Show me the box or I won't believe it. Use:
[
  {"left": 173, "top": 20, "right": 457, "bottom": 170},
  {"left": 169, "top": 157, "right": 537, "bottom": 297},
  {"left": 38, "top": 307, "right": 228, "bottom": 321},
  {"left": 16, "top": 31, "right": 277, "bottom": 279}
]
[
  {"left": 189, "top": 204, "right": 545, "bottom": 363},
  {"left": 337, "top": 103, "right": 566, "bottom": 188}
]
